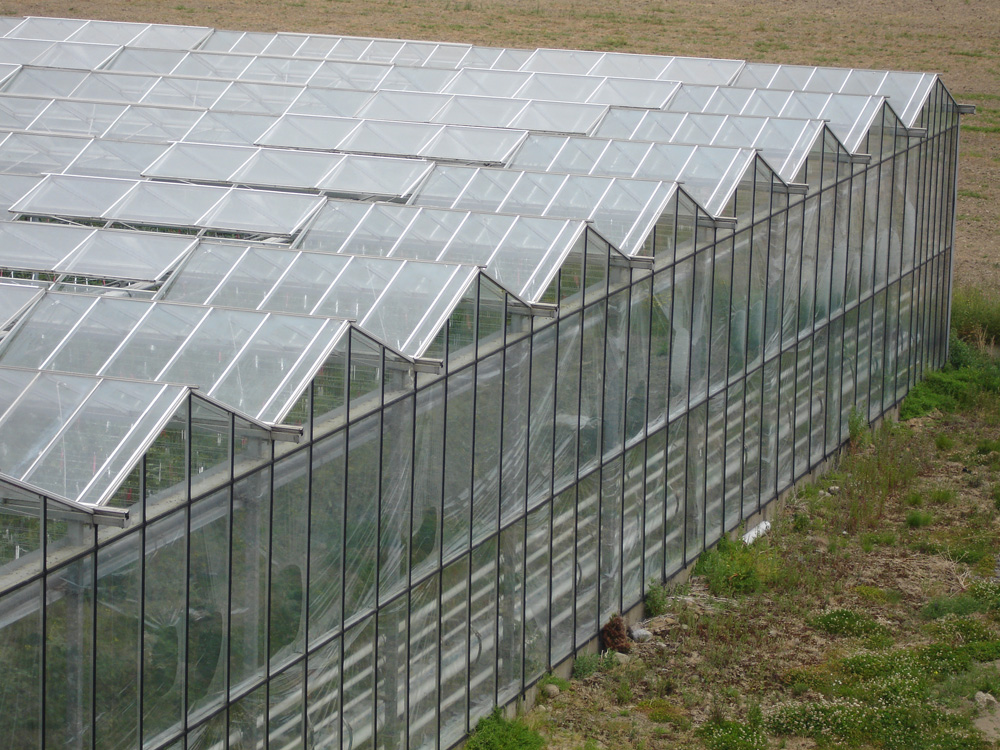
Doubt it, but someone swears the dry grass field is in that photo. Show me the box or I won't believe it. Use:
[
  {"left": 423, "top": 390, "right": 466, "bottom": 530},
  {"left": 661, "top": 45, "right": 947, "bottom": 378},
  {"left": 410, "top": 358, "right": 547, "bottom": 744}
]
[{"left": 1, "top": 0, "right": 997, "bottom": 290}]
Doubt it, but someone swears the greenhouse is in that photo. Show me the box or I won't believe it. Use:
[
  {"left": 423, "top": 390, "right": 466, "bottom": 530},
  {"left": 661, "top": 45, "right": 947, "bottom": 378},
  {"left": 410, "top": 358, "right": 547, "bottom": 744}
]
[{"left": 0, "top": 15, "right": 962, "bottom": 750}]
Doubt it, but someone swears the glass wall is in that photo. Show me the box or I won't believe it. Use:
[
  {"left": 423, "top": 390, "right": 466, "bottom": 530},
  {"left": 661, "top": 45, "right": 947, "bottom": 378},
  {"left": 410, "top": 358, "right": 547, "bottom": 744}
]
[{"left": 0, "top": 80, "right": 960, "bottom": 750}]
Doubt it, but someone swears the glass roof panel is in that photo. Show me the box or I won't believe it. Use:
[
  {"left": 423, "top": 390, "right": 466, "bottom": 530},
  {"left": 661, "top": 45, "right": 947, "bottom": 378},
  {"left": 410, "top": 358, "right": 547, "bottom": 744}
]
[
  {"left": 357, "top": 40, "right": 405, "bottom": 64},
  {"left": 0, "top": 369, "right": 98, "bottom": 479},
  {"left": 0, "top": 131, "right": 90, "bottom": 176},
  {"left": 0, "top": 291, "right": 96, "bottom": 370},
  {"left": 28, "top": 99, "right": 127, "bottom": 137},
  {"left": 363, "top": 261, "right": 474, "bottom": 355},
  {"left": 663, "top": 83, "right": 717, "bottom": 113},
  {"left": 66, "top": 20, "right": 149, "bottom": 46},
  {"left": 460, "top": 47, "right": 503, "bottom": 69},
  {"left": 546, "top": 173, "right": 614, "bottom": 219},
  {"left": 317, "top": 153, "right": 431, "bottom": 197},
  {"left": 590, "top": 78, "right": 679, "bottom": 109},
  {"left": 309, "top": 60, "right": 389, "bottom": 91},
  {"left": 0, "top": 221, "right": 89, "bottom": 271},
  {"left": 634, "top": 110, "right": 700, "bottom": 143},
  {"left": 0, "top": 38, "right": 54, "bottom": 65},
  {"left": 438, "top": 211, "right": 514, "bottom": 265},
  {"left": 340, "top": 203, "right": 418, "bottom": 256},
  {"left": 510, "top": 100, "right": 606, "bottom": 135},
  {"left": 105, "top": 47, "right": 187, "bottom": 75},
  {"left": 491, "top": 216, "right": 574, "bottom": 301},
  {"left": 421, "top": 124, "right": 525, "bottom": 164},
  {"left": 103, "top": 104, "right": 204, "bottom": 142},
  {"left": 158, "top": 241, "right": 248, "bottom": 303},
  {"left": 407, "top": 163, "right": 473, "bottom": 207},
  {"left": 43, "top": 296, "right": 150, "bottom": 374},
  {"left": 239, "top": 56, "right": 321, "bottom": 85},
  {"left": 210, "top": 313, "right": 338, "bottom": 420},
  {"left": 505, "top": 132, "right": 579, "bottom": 170},
  {"left": 0, "top": 95, "right": 48, "bottom": 129},
  {"left": 731, "top": 63, "right": 778, "bottom": 88},
  {"left": 520, "top": 48, "right": 604, "bottom": 75},
  {"left": 260, "top": 34, "right": 309, "bottom": 57},
  {"left": 451, "top": 167, "right": 518, "bottom": 212},
  {"left": 99, "top": 302, "right": 207, "bottom": 380},
  {"left": 444, "top": 68, "right": 531, "bottom": 98},
  {"left": 11, "top": 173, "right": 134, "bottom": 217},
  {"left": 0, "top": 283, "right": 42, "bottom": 329},
  {"left": 357, "top": 89, "right": 450, "bottom": 122},
  {"left": 379, "top": 65, "right": 457, "bottom": 92},
  {"left": 293, "top": 35, "right": 340, "bottom": 59},
  {"left": 231, "top": 147, "right": 340, "bottom": 189},
  {"left": 660, "top": 57, "right": 744, "bottom": 86},
  {"left": 422, "top": 43, "right": 472, "bottom": 70},
  {"left": 587, "top": 52, "right": 670, "bottom": 80},
  {"left": 195, "top": 31, "right": 241, "bottom": 54},
  {"left": 311, "top": 255, "right": 399, "bottom": 321},
  {"left": 0, "top": 367, "right": 38, "bottom": 421},
  {"left": 71, "top": 71, "right": 157, "bottom": 102},
  {"left": 260, "top": 252, "right": 352, "bottom": 314},
  {"left": 140, "top": 76, "right": 229, "bottom": 108},
  {"left": 491, "top": 49, "right": 533, "bottom": 70},
  {"left": 4, "top": 67, "right": 88, "bottom": 97},
  {"left": 391, "top": 208, "right": 465, "bottom": 259},
  {"left": 338, "top": 118, "right": 439, "bottom": 157},
  {"left": 157, "top": 305, "right": 264, "bottom": 388},
  {"left": 144, "top": 141, "right": 257, "bottom": 182},
  {"left": 70, "top": 381, "right": 188, "bottom": 507},
  {"left": 499, "top": 171, "right": 565, "bottom": 215},
  {"left": 183, "top": 110, "right": 276, "bottom": 145},
  {"left": 255, "top": 113, "right": 359, "bottom": 150},
  {"left": 228, "top": 31, "right": 276, "bottom": 55},
  {"left": 198, "top": 188, "right": 323, "bottom": 234},
  {"left": 7, "top": 17, "right": 87, "bottom": 40},
  {"left": 211, "top": 80, "right": 302, "bottom": 115},
  {"left": 59, "top": 229, "right": 197, "bottom": 281},
  {"left": 326, "top": 38, "right": 375, "bottom": 61},
  {"left": 63, "top": 139, "right": 168, "bottom": 179},
  {"left": 286, "top": 87, "right": 371, "bottom": 116},
  {"left": 30, "top": 42, "right": 119, "bottom": 70},
  {"left": 24, "top": 377, "right": 166, "bottom": 500},
  {"left": 594, "top": 140, "right": 652, "bottom": 177},
  {"left": 429, "top": 94, "right": 525, "bottom": 128},
  {"left": 106, "top": 180, "right": 227, "bottom": 226},
  {"left": 0, "top": 174, "right": 42, "bottom": 214},
  {"left": 126, "top": 24, "right": 212, "bottom": 50},
  {"left": 515, "top": 73, "right": 601, "bottom": 103},
  {"left": 296, "top": 200, "right": 372, "bottom": 252}
]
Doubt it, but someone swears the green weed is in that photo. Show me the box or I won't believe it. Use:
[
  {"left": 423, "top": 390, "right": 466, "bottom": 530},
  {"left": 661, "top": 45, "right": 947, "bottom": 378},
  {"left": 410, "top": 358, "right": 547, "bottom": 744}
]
[
  {"left": 935, "top": 433, "right": 955, "bottom": 451},
  {"left": 645, "top": 580, "right": 670, "bottom": 617},
  {"left": 907, "top": 510, "right": 934, "bottom": 528},
  {"left": 921, "top": 595, "right": 985, "bottom": 620},
  {"left": 810, "top": 609, "right": 889, "bottom": 638},
  {"left": 466, "top": 708, "right": 544, "bottom": 750},
  {"left": 693, "top": 534, "right": 779, "bottom": 597}
]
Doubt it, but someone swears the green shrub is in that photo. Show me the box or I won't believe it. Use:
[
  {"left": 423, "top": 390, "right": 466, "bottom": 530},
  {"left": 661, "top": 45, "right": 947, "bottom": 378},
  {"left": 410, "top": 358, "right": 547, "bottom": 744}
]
[
  {"left": 935, "top": 433, "right": 955, "bottom": 451},
  {"left": 698, "top": 712, "right": 767, "bottom": 750},
  {"left": 906, "top": 510, "right": 934, "bottom": 528},
  {"left": 465, "top": 708, "right": 544, "bottom": 750},
  {"left": 951, "top": 285, "right": 1000, "bottom": 344},
  {"left": 571, "top": 651, "right": 614, "bottom": 679},
  {"left": 921, "top": 595, "right": 985, "bottom": 620},
  {"left": 645, "top": 579, "right": 670, "bottom": 617},
  {"left": 693, "top": 534, "right": 778, "bottom": 597}
]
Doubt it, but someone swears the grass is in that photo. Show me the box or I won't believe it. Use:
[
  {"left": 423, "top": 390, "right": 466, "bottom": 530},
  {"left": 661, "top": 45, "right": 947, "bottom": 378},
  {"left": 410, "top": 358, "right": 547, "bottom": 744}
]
[
  {"left": 693, "top": 534, "right": 779, "bottom": 597},
  {"left": 645, "top": 579, "right": 670, "bottom": 616},
  {"left": 466, "top": 708, "right": 544, "bottom": 750},
  {"left": 810, "top": 609, "right": 889, "bottom": 638},
  {"left": 907, "top": 509, "right": 934, "bottom": 528}
]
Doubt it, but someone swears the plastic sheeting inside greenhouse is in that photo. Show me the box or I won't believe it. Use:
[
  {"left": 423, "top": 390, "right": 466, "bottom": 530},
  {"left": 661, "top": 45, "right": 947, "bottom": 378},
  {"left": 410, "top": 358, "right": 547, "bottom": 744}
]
[{"left": 0, "top": 15, "right": 961, "bottom": 750}]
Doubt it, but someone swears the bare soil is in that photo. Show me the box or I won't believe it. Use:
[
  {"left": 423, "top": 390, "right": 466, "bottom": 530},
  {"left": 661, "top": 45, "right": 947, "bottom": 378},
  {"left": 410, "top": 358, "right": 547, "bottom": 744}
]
[{"left": 0, "top": 0, "right": 995, "bottom": 288}]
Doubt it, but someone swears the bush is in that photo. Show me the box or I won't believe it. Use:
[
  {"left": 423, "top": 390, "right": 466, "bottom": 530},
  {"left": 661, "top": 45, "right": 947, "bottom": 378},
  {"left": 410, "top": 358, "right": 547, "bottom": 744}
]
[
  {"left": 951, "top": 285, "right": 1000, "bottom": 344},
  {"left": 907, "top": 510, "right": 934, "bottom": 528},
  {"left": 645, "top": 579, "right": 670, "bottom": 616},
  {"left": 694, "top": 534, "right": 778, "bottom": 597},
  {"left": 466, "top": 708, "right": 544, "bottom": 750}
]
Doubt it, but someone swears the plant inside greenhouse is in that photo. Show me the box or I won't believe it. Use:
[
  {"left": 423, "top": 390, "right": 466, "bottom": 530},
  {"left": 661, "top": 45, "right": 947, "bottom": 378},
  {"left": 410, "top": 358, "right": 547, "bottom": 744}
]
[{"left": 0, "top": 14, "right": 964, "bottom": 750}]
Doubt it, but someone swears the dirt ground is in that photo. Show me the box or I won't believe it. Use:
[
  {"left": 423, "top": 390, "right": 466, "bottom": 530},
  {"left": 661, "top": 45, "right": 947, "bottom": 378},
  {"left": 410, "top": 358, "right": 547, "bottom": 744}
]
[{"left": 0, "top": 0, "right": 995, "bottom": 289}]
